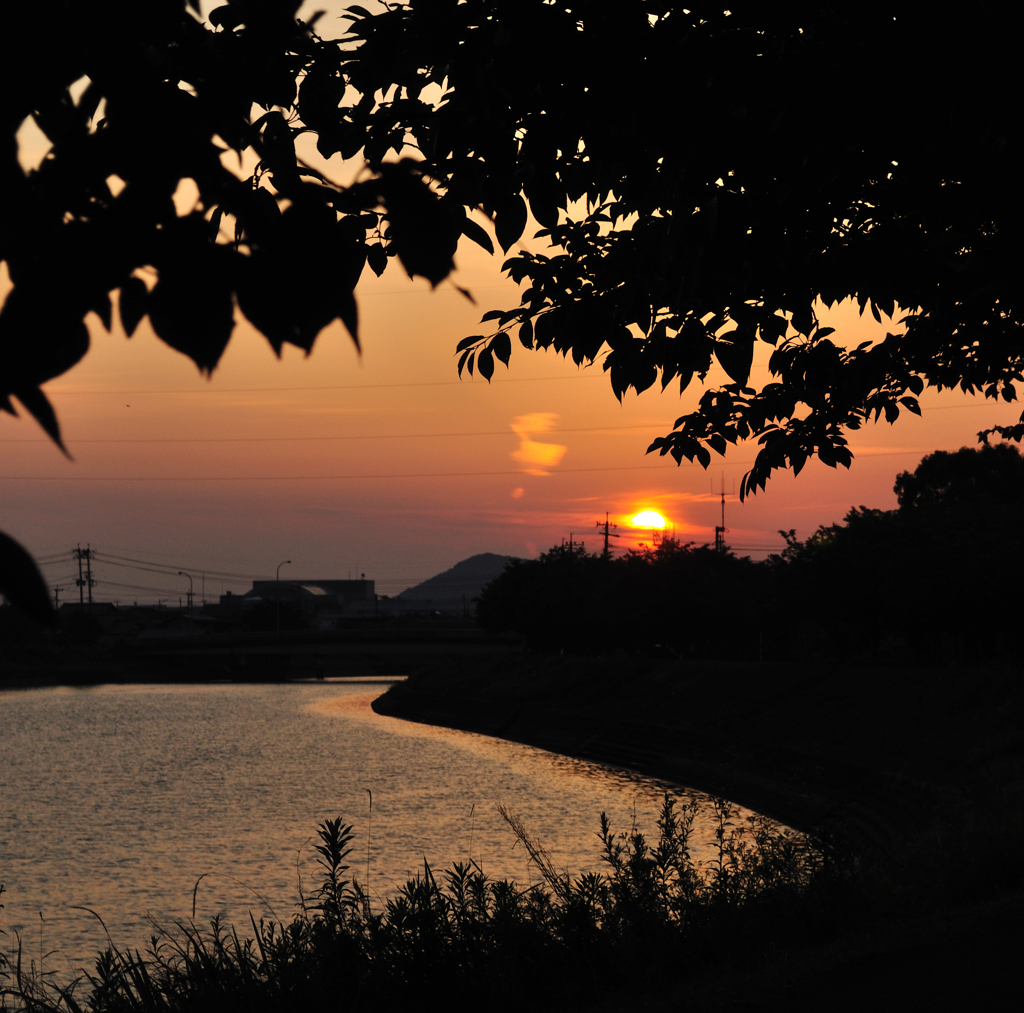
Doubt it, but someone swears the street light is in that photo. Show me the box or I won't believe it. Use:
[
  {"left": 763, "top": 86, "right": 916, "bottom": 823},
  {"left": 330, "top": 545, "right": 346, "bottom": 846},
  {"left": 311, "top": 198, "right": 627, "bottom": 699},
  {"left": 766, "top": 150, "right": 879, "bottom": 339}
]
[
  {"left": 178, "top": 571, "right": 193, "bottom": 619},
  {"left": 276, "top": 560, "right": 291, "bottom": 639}
]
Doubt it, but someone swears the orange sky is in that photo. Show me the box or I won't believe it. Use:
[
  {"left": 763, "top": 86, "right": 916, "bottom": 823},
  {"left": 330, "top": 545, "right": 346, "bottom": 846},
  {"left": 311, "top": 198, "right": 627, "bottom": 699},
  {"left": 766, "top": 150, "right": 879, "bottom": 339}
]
[
  {"left": 3, "top": 238, "right": 1019, "bottom": 602},
  {"left": 4, "top": 5, "right": 1021, "bottom": 603}
]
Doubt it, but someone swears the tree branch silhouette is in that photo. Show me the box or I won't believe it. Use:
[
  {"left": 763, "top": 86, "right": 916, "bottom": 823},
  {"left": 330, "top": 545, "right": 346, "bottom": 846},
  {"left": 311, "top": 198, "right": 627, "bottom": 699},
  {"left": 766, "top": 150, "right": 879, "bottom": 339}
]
[{"left": 2, "top": 1, "right": 1018, "bottom": 616}]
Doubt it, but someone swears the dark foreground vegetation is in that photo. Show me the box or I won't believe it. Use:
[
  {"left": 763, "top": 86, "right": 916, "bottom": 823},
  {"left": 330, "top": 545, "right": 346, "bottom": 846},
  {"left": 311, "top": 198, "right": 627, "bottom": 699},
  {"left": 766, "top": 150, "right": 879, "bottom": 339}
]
[
  {"left": 478, "top": 444, "right": 1024, "bottom": 664},
  {"left": 373, "top": 649, "right": 1024, "bottom": 1007},
  {"left": 2, "top": 799, "right": 833, "bottom": 1012}
]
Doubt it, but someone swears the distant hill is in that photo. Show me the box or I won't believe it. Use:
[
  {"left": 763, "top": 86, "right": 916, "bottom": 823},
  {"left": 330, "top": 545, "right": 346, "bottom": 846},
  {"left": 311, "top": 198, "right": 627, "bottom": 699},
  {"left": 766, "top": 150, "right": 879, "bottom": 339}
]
[{"left": 397, "top": 553, "right": 516, "bottom": 602}]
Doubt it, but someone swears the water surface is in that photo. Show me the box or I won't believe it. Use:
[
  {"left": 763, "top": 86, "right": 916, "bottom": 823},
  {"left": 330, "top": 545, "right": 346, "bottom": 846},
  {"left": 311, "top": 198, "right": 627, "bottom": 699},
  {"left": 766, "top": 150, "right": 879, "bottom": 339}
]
[{"left": 1, "top": 681, "right": 741, "bottom": 973}]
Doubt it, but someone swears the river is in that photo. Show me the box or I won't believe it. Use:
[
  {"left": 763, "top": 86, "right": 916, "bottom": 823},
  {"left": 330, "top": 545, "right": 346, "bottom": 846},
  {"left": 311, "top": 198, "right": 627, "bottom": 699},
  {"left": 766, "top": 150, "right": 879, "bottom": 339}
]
[{"left": 1, "top": 680, "right": 745, "bottom": 975}]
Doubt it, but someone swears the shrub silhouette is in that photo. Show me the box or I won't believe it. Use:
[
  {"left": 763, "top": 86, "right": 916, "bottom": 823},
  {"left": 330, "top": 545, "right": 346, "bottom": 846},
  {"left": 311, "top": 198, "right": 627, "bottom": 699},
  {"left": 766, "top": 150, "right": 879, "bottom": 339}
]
[{"left": 1, "top": 799, "right": 831, "bottom": 1012}]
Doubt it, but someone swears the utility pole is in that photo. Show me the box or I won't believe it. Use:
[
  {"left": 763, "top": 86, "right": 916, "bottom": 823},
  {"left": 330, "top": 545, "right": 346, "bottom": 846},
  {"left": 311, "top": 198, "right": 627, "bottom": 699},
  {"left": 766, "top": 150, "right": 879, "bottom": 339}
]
[
  {"left": 53, "top": 585, "right": 61, "bottom": 611},
  {"left": 74, "top": 545, "right": 95, "bottom": 611},
  {"left": 595, "top": 512, "right": 619, "bottom": 559},
  {"left": 276, "top": 560, "right": 291, "bottom": 640},
  {"left": 76, "top": 545, "right": 84, "bottom": 611},
  {"left": 178, "top": 572, "right": 194, "bottom": 619}
]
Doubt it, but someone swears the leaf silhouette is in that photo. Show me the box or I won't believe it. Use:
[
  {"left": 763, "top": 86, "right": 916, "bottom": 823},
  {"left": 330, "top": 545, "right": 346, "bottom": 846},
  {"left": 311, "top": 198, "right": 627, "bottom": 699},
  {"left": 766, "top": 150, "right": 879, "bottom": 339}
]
[
  {"left": 119, "top": 277, "right": 149, "bottom": 337},
  {"left": 492, "top": 332, "right": 512, "bottom": 365},
  {"left": 367, "top": 243, "right": 388, "bottom": 277},
  {"left": 494, "top": 194, "right": 528, "bottom": 253},
  {"left": 0, "top": 530, "right": 57, "bottom": 627},
  {"left": 461, "top": 217, "right": 494, "bottom": 255},
  {"left": 714, "top": 330, "right": 755, "bottom": 387},
  {"left": 12, "top": 387, "right": 70, "bottom": 457}
]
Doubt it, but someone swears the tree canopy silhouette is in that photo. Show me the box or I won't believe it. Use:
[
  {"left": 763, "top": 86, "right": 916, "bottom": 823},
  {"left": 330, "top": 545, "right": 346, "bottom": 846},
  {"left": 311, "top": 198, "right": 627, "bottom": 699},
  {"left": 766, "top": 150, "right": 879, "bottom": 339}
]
[
  {"left": 766, "top": 443, "right": 1024, "bottom": 664},
  {"left": 477, "top": 538, "right": 762, "bottom": 657},
  {"left": 477, "top": 446, "right": 1024, "bottom": 664},
  {"left": 1, "top": 1, "right": 1018, "bottom": 618},
  {"left": 329, "top": 1, "right": 1020, "bottom": 497}
]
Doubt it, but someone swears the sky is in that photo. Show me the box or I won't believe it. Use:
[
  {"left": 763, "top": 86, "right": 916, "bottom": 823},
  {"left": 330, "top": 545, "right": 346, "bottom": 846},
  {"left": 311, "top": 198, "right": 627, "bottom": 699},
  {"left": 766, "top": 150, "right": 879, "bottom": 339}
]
[{"left": 3, "top": 5, "right": 1021, "bottom": 605}]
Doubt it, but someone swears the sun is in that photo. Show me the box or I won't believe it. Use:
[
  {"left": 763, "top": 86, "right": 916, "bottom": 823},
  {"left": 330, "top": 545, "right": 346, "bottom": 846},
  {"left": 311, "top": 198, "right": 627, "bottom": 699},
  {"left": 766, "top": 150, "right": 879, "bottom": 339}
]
[{"left": 631, "top": 510, "right": 666, "bottom": 529}]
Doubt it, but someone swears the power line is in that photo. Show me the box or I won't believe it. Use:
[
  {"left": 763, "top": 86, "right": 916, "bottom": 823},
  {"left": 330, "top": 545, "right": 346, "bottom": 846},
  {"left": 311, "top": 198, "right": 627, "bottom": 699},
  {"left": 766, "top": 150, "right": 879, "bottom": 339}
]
[
  {"left": 92, "top": 550, "right": 263, "bottom": 583},
  {"left": 0, "top": 463, "right": 700, "bottom": 481},
  {"left": 92, "top": 557, "right": 244, "bottom": 584},
  {"left": 97, "top": 578, "right": 201, "bottom": 596},
  {"left": 41, "top": 374, "right": 604, "bottom": 398},
  {"left": 38, "top": 545, "right": 447, "bottom": 599},
  {"left": 0, "top": 448, "right": 947, "bottom": 482},
  {"left": 2, "top": 404, "right": 1008, "bottom": 447},
  {"left": 0, "top": 423, "right": 658, "bottom": 446}
]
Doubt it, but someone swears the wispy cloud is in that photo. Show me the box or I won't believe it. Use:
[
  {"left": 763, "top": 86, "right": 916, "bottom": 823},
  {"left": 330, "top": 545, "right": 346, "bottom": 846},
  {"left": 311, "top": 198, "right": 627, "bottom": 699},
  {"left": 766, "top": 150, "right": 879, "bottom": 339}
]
[{"left": 511, "top": 413, "right": 568, "bottom": 475}]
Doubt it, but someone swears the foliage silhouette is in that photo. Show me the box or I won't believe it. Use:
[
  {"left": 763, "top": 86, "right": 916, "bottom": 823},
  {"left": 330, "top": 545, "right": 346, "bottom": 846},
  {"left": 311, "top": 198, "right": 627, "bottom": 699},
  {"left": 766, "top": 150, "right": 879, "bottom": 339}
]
[
  {"left": 329, "top": 1, "right": 1022, "bottom": 496},
  {"left": 0, "top": 533, "right": 56, "bottom": 628},
  {"left": 1, "top": 1, "right": 490, "bottom": 620},
  {"left": 764, "top": 443, "right": 1024, "bottom": 664},
  {"left": 2, "top": 2, "right": 1019, "bottom": 616},
  {"left": 479, "top": 446, "right": 1024, "bottom": 665},
  {"left": 0, "top": 800, "right": 830, "bottom": 1012},
  {"left": 893, "top": 442, "right": 1024, "bottom": 514},
  {"left": 477, "top": 537, "right": 762, "bottom": 657}
]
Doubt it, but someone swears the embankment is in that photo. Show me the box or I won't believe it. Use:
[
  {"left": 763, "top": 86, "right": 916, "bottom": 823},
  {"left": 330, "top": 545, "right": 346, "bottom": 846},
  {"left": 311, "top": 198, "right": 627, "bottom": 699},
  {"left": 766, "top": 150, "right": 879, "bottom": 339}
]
[
  {"left": 0, "top": 627, "right": 521, "bottom": 687},
  {"left": 374, "top": 655, "right": 1024, "bottom": 1008},
  {"left": 373, "top": 654, "right": 1024, "bottom": 850}
]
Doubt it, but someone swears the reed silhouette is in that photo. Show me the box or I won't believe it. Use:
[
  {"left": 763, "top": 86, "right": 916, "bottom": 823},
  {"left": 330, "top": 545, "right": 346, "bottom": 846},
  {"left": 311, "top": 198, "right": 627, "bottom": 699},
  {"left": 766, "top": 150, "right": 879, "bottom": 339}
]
[{"left": 1, "top": 799, "right": 831, "bottom": 1012}]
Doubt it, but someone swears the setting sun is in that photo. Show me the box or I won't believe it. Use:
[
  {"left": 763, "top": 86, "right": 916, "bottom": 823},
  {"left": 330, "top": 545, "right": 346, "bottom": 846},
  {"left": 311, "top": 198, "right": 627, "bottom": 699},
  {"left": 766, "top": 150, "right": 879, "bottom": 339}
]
[{"left": 631, "top": 510, "right": 666, "bottom": 529}]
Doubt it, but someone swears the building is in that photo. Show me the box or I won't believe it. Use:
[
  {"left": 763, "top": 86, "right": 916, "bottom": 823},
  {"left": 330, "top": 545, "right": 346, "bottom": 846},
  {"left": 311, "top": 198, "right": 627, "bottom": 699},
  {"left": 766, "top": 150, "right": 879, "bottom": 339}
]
[{"left": 217, "top": 579, "right": 376, "bottom": 624}]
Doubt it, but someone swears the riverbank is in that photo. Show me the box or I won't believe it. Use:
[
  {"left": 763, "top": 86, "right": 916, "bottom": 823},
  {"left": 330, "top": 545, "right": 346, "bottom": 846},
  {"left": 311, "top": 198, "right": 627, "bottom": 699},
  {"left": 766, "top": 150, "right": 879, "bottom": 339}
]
[
  {"left": 0, "top": 626, "right": 519, "bottom": 686},
  {"left": 5, "top": 649, "right": 1022, "bottom": 1008},
  {"left": 373, "top": 655, "right": 1024, "bottom": 840},
  {"left": 373, "top": 654, "right": 1024, "bottom": 1009}
]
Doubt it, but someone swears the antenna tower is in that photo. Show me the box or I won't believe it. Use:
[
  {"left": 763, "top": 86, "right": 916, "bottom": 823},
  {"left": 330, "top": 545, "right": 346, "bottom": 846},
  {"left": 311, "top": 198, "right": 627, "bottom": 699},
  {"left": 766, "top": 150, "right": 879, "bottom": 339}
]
[{"left": 715, "top": 480, "right": 728, "bottom": 553}]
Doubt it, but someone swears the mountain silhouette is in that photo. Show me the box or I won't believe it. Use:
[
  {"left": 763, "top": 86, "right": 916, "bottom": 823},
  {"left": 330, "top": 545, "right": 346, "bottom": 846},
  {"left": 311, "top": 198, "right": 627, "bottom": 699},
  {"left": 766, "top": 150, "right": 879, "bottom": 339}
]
[{"left": 398, "top": 553, "right": 516, "bottom": 603}]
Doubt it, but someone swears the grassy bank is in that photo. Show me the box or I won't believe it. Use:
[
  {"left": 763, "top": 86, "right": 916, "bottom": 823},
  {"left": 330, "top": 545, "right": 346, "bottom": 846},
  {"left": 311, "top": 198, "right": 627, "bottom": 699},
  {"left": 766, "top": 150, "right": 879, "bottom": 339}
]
[
  {"left": 3, "top": 798, "right": 836, "bottom": 1012},
  {"left": 369, "top": 655, "right": 1024, "bottom": 1003},
  {"left": 373, "top": 655, "right": 1024, "bottom": 839},
  {"left": 6, "top": 655, "right": 1023, "bottom": 1008}
]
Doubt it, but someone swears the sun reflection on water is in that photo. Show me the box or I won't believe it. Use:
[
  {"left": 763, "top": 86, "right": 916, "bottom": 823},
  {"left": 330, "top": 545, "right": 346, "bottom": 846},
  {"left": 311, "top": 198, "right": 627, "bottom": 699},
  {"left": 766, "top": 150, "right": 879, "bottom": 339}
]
[{"left": 1, "top": 682, "right": 762, "bottom": 972}]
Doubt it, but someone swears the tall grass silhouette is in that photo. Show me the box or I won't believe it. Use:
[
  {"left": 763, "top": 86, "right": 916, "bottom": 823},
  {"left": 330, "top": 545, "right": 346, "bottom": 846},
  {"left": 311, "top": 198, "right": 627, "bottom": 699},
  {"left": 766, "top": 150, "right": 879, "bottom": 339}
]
[{"left": 1, "top": 798, "right": 833, "bottom": 1012}]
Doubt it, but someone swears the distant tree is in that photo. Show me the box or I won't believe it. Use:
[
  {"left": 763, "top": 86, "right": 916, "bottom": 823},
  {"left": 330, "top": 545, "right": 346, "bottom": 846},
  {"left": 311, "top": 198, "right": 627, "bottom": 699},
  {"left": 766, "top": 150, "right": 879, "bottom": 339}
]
[
  {"left": 767, "top": 445, "right": 1024, "bottom": 664},
  {"left": 3, "top": 2, "right": 1019, "bottom": 618},
  {"left": 893, "top": 444, "right": 1024, "bottom": 514},
  {"left": 623, "top": 538, "right": 766, "bottom": 659},
  {"left": 476, "top": 542, "right": 610, "bottom": 654},
  {"left": 477, "top": 537, "right": 761, "bottom": 658}
]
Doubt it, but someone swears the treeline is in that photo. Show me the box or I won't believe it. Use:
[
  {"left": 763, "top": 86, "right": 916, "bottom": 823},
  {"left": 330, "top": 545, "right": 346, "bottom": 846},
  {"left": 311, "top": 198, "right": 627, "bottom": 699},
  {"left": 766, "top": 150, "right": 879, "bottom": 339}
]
[{"left": 477, "top": 444, "right": 1024, "bottom": 666}]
